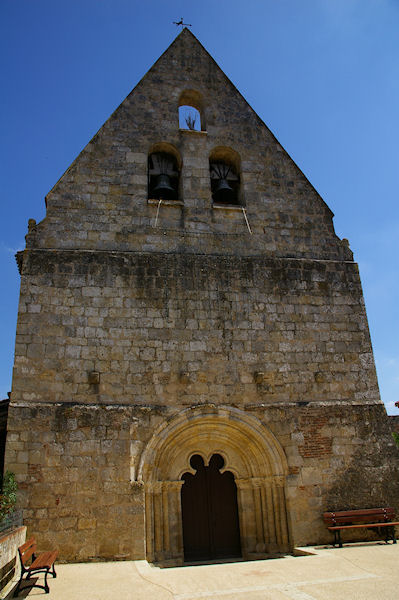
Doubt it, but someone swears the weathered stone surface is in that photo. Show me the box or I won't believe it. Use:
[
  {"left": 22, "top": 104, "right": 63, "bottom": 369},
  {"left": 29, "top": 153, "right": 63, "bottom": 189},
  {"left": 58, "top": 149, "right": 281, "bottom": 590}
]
[
  {"left": 6, "top": 29, "right": 399, "bottom": 562},
  {"left": 12, "top": 251, "right": 379, "bottom": 408},
  {"left": 0, "top": 526, "right": 26, "bottom": 595}
]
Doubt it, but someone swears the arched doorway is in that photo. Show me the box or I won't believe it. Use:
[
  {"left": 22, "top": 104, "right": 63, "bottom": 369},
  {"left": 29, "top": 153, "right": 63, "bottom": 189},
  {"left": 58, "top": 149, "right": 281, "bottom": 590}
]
[
  {"left": 181, "top": 454, "right": 241, "bottom": 561},
  {"left": 138, "top": 405, "right": 291, "bottom": 564}
]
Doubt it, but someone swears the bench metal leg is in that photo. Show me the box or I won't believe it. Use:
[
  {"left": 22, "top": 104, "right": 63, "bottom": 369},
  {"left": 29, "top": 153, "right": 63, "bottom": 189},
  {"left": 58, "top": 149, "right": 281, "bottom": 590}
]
[
  {"left": 44, "top": 570, "right": 50, "bottom": 593},
  {"left": 14, "top": 567, "right": 54, "bottom": 596},
  {"left": 333, "top": 530, "right": 342, "bottom": 548},
  {"left": 385, "top": 525, "right": 396, "bottom": 544}
]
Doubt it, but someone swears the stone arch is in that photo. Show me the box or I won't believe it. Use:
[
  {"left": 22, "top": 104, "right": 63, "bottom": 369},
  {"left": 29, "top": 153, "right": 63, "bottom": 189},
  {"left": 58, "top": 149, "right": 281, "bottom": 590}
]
[
  {"left": 209, "top": 146, "right": 241, "bottom": 172},
  {"left": 209, "top": 146, "right": 242, "bottom": 205},
  {"left": 138, "top": 405, "right": 291, "bottom": 564},
  {"left": 148, "top": 142, "right": 182, "bottom": 170},
  {"left": 178, "top": 89, "right": 206, "bottom": 131},
  {"left": 147, "top": 142, "right": 181, "bottom": 201}
]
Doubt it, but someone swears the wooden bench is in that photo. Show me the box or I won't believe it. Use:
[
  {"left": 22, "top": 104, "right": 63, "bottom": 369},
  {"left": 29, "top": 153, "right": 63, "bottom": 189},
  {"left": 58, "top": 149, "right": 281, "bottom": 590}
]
[
  {"left": 323, "top": 507, "right": 399, "bottom": 548},
  {"left": 13, "top": 537, "right": 58, "bottom": 596}
]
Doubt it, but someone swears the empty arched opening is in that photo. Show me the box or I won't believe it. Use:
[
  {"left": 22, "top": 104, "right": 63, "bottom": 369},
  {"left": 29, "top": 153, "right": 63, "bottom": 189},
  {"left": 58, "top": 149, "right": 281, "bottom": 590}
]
[
  {"left": 179, "top": 106, "right": 201, "bottom": 131},
  {"left": 148, "top": 142, "right": 181, "bottom": 201},
  {"left": 209, "top": 147, "right": 242, "bottom": 206},
  {"left": 181, "top": 453, "right": 241, "bottom": 561},
  {"left": 178, "top": 89, "right": 206, "bottom": 131}
]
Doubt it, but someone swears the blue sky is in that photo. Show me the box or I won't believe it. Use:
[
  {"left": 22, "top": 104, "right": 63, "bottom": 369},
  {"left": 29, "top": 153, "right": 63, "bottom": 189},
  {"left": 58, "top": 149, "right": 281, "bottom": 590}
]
[{"left": 1, "top": 0, "right": 398, "bottom": 412}]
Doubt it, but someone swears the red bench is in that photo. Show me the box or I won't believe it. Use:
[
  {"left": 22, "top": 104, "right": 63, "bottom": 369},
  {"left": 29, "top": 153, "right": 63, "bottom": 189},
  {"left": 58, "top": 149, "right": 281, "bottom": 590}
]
[
  {"left": 14, "top": 537, "right": 58, "bottom": 596},
  {"left": 323, "top": 507, "right": 399, "bottom": 548}
]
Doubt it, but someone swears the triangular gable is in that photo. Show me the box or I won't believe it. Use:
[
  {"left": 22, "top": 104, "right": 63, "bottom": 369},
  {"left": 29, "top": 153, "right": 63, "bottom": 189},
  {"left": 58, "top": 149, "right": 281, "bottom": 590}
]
[{"left": 36, "top": 28, "right": 349, "bottom": 262}]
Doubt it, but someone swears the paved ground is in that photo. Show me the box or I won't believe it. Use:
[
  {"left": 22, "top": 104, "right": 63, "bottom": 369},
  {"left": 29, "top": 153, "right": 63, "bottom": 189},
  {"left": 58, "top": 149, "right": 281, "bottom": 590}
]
[{"left": 9, "top": 543, "right": 399, "bottom": 600}]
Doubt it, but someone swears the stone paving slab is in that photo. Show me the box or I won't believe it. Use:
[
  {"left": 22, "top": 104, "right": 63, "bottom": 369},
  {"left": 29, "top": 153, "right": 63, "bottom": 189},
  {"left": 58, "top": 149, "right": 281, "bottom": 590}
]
[{"left": 8, "top": 543, "right": 399, "bottom": 600}]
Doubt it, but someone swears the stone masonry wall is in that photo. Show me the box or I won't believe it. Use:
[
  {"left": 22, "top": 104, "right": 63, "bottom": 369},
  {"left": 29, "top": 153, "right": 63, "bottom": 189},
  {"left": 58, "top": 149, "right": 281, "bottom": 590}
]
[
  {"left": 258, "top": 403, "right": 399, "bottom": 545},
  {"left": 8, "top": 246, "right": 393, "bottom": 560},
  {"left": 12, "top": 250, "right": 378, "bottom": 408},
  {"left": 6, "top": 403, "right": 146, "bottom": 561},
  {"left": 6, "top": 401, "right": 399, "bottom": 560}
]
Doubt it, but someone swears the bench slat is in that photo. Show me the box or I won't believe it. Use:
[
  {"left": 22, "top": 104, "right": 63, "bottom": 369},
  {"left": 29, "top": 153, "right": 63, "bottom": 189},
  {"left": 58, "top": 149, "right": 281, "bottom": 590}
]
[
  {"left": 18, "top": 538, "right": 36, "bottom": 554},
  {"left": 30, "top": 550, "right": 58, "bottom": 571},
  {"left": 323, "top": 508, "right": 395, "bottom": 526},
  {"left": 20, "top": 546, "right": 36, "bottom": 565},
  {"left": 324, "top": 516, "right": 393, "bottom": 525},
  {"left": 324, "top": 509, "right": 394, "bottom": 517},
  {"left": 327, "top": 521, "right": 399, "bottom": 531},
  {"left": 324, "top": 508, "right": 394, "bottom": 516},
  {"left": 19, "top": 538, "right": 37, "bottom": 567}
]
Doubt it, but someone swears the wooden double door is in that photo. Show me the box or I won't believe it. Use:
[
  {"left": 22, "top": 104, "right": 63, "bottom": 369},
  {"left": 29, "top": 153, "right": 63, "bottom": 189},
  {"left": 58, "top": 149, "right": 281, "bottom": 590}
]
[{"left": 181, "top": 454, "right": 241, "bottom": 561}]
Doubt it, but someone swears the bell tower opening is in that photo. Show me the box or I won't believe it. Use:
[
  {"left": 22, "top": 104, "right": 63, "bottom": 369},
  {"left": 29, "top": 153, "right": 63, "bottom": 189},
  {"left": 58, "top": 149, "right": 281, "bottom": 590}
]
[
  {"left": 147, "top": 143, "right": 181, "bottom": 202},
  {"left": 209, "top": 147, "right": 242, "bottom": 206},
  {"left": 148, "top": 152, "right": 179, "bottom": 200},
  {"left": 178, "top": 89, "right": 206, "bottom": 131},
  {"left": 181, "top": 453, "right": 241, "bottom": 562},
  {"left": 179, "top": 105, "right": 201, "bottom": 131}
]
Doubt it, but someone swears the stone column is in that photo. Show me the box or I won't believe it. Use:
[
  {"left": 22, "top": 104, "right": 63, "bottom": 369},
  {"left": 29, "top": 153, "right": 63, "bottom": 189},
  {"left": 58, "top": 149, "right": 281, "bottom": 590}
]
[
  {"left": 235, "top": 478, "right": 255, "bottom": 559},
  {"left": 252, "top": 478, "right": 266, "bottom": 553},
  {"left": 236, "top": 475, "right": 290, "bottom": 556},
  {"left": 164, "top": 480, "right": 184, "bottom": 564},
  {"left": 153, "top": 482, "right": 163, "bottom": 559},
  {"left": 265, "top": 479, "right": 277, "bottom": 551},
  {"left": 144, "top": 484, "right": 154, "bottom": 561},
  {"left": 273, "top": 476, "right": 290, "bottom": 551},
  {"left": 144, "top": 480, "right": 184, "bottom": 564},
  {"left": 162, "top": 483, "right": 170, "bottom": 555}
]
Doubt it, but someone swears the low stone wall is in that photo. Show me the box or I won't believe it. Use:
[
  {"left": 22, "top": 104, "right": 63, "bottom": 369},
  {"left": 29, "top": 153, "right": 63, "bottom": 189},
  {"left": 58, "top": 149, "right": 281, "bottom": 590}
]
[{"left": 0, "top": 526, "right": 26, "bottom": 597}]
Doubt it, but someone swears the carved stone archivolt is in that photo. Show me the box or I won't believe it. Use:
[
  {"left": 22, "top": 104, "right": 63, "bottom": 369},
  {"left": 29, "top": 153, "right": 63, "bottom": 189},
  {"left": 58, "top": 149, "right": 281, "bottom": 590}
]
[{"left": 137, "top": 405, "right": 291, "bottom": 563}]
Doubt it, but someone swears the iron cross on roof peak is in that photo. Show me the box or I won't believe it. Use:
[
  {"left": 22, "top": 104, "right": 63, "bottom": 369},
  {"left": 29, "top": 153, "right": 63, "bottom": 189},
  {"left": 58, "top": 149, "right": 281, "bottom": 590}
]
[{"left": 173, "top": 18, "right": 192, "bottom": 31}]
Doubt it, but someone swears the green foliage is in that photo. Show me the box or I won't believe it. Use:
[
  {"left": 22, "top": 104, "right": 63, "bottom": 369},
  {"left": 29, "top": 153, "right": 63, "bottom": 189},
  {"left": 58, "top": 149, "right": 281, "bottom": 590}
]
[
  {"left": 392, "top": 432, "right": 399, "bottom": 448},
  {"left": 0, "top": 471, "right": 17, "bottom": 521}
]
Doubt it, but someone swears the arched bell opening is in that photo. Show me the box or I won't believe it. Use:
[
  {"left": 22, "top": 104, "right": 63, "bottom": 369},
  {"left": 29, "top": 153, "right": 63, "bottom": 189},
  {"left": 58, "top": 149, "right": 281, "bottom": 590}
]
[
  {"left": 138, "top": 406, "right": 291, "bottom": 565},
  {"left": 209, "top": 147, "right": 242, "bottom": 206},
  {"left": 148, "top": 143, "right": 181, "bottom": 201},
  {"left": 179, "top": 105, "right": 201, "bottom": 131},
  {"left": 181, "top": 454, "right": 241, "bottom": 562},
  {"left": 178, "top": 89, "right": 206, "bottom": 131}
]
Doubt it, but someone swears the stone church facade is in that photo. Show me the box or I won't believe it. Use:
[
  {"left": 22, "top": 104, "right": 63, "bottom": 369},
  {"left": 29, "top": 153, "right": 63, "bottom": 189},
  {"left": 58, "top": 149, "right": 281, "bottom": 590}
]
[{"left": 5, "top": 29, "right": 399, "bottom": 563}]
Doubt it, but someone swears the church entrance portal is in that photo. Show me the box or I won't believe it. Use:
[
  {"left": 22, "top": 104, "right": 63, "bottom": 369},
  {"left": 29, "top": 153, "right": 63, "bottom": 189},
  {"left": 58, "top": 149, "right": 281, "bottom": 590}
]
[
  {"left": 181, "top": 454, "right": 241, "bottom": 561},
  {"left": 139, "top": 406, "right": 291, "bottom": 564}
]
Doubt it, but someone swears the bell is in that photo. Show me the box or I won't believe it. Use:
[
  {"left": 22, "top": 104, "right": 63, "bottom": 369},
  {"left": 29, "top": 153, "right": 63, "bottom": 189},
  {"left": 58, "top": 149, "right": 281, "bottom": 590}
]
[
  {"left": 153, "top": 174, "right": 175, "bottom": 199},
  {"left": 213, "top": 178, "right": 234, "bottom": 203}
]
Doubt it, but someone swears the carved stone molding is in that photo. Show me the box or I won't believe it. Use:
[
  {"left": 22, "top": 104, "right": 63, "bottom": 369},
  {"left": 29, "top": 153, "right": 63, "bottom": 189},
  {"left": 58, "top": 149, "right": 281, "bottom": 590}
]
[{"left": 139, "top": 405, "right": 291, "bottom": 562}]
